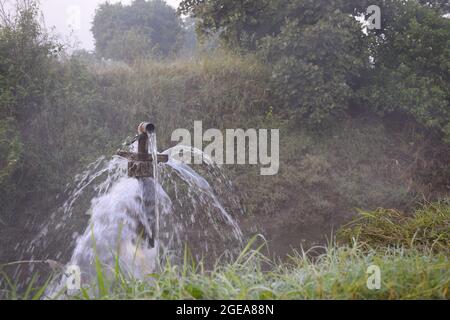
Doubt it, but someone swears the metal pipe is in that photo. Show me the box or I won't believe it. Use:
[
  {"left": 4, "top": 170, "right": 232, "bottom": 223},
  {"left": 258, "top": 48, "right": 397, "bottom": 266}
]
[
  {"left": 138, "top": 122, "right": 155, "bottom": 135},
  {"left": 117, "top": 122, "right": 168, "bottom": 179}
]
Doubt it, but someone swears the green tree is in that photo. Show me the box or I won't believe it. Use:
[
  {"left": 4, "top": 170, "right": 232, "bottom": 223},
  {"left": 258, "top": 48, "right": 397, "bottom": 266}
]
[
  {"left": 92, "top": 0, "right": 183, "bottom": 62},
  {"left": 179, "top": 1, "right": 372, "bottom": 123},
  {"left": 363, "top": 1, "right": 450, "bottom": 141},
  {"left": 179, "top": 0, "right": 371, "bottom": 50},
  {"left": 259, "top": 3, "right": 370, "bottom": 123},
  {"left": 181, "top": 0, "right": 450, "bottom": 137}
]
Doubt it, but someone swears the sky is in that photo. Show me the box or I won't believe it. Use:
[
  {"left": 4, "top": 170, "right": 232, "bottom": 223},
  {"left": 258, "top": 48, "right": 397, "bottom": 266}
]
[{"left": 39, "top": 0, "right": 181, "bottom": 51}]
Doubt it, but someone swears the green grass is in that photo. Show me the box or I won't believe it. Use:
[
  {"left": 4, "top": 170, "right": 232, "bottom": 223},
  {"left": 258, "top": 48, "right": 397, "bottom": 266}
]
[
  {"left": 338, "top": 199, "right": 450, "bottom": 253},
  {"left": 1, "top": 241, "right": 448, "bottom": 300},
  {"left": 52, "top": 241, "right": 448, "bottom": 300},
  {"left": 2, "top": 199, "right": 449, "bottom": 300}
]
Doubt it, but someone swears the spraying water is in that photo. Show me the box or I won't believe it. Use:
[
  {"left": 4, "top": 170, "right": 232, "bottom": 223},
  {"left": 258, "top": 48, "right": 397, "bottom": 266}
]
[
  {"left": 149, "top": 132, "right": 161, "bottom": 266},
  {"left": 16, "top": 124, "right": 244, "bottom": 295}
]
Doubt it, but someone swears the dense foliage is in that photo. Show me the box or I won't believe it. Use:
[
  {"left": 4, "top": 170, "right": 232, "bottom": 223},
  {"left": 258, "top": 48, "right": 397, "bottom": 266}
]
[
  {"left": 0, "top": 0, "right": 448, "bottom": 274},
  {"left": 259, "top": 11, "right": 368, "bottom": 123},
  {"left": 92, "top": 0, "right": 183, "bottom": 61},
  {"left": 363, "top": 1, "right": 450, "bottom": 141},
  {"left": 181, "top": 0, "right": 450, "bottom": 136},
  {"left": 0, "top": 2, "right": 60, "bottom": 219},
  {"left": 0, "top": 2, "right": 131, "bottom": 221}
]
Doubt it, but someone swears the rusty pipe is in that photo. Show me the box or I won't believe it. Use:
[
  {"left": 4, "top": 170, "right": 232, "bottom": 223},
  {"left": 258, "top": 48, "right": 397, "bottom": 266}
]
[
  {"left": 138, "top": 122, "right": 155, "bottom": 135},
  {"left": 125, "top": 122, "right": 155, "bottom": 146}
]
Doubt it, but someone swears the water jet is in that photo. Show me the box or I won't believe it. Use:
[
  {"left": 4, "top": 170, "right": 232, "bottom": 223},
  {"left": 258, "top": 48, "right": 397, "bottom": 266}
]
[{"left": 22, "top": 122, "right": 245, "bottom": 296}]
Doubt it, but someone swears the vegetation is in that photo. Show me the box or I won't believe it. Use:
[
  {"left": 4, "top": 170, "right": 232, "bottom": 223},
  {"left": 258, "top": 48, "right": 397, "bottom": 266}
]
[
  {"left": 63, "top": 217, "right": 450, "bottom": 300},
  {"left": 2, "top": 236, "right": 449, "bottom": 300},
  {"left": 182, "top": 0, "right": 450, "bottom": 137},
  {"left": 0, "top": 0, "right": 449, "bottom": 299},
  {"left": 73, "top": 245, "right": 449, "bottom": 300},
  {"left": 0, "top": 1, "right": 62, "bottom": 220},
  {"left": 338, "top": 199, "right": 450, "bottom": 253},
  {"left": 363, "top": 1, "right": 450, "bottom": 142},
  {"left": 2, "top": 200, "right": 449, "bottom": 300},
  {"left": 92, "top": 0, "right": 183, "bottom": 61}
]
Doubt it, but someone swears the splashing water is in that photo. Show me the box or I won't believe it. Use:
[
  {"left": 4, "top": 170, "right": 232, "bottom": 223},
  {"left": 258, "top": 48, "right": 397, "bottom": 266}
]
[{"left": 18, "top": 132, "right": 245, "bottom": 293}]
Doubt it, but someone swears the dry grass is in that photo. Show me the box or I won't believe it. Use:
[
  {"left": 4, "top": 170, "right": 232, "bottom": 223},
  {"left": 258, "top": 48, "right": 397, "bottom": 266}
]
[{"left": 338, "top": 199, "right": 450, "bottom": 252}]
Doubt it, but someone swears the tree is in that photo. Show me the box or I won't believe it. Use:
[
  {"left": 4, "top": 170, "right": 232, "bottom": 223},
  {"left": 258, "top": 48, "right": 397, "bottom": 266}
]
[
  {"left": 0, "top": 0, "right": 61, "bottom": 219},
  {"left": 181, "top": 0, "right": 450, "bottom": 139},
  {"left": 179, "top": 1, "right": 371, "bottom": 123},
  {"left": 363, "top": 1, "right": 450, "bottom": 141},
  {"left": 92, "top": 0, "right": 183, "bottom": 62},
  {"left": 179, "top": 0, "right": 371, "bottom": 50},
  {"left": 260, "top": 2, "right": 371, "bottom": 123},
  {"left": 417, "top": 0, "right": 450, "bottom": 13}
]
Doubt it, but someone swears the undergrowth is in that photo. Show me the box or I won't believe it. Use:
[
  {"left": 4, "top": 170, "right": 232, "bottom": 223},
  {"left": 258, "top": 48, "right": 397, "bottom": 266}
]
[
  {"left": 1, "top": 200, "right": 448, "bottom": 300},
  {"left": 338, "top": 199, "right": 450, "bottom": 252},
  {"left": 1, "top": 239, "right": 448, "bottom": 300}
]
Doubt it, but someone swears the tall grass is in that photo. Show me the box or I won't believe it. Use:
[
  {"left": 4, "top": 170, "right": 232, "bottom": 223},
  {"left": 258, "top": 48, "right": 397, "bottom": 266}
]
[
  {"left": 338, "top": 199, "right": 450, "bottom": 252},
  {"left": 62, "top": 242, "right": 450, "bottom": 300},
  {"left": 3, "top": 198, "right": 449, "bottom": 300},
  {"left": 3, "top": 240, "right": 447, "bottom": 300}
]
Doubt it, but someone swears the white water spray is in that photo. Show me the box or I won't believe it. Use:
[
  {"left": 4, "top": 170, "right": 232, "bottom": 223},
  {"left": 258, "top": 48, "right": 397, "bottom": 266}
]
[{"left": 27, "top": 129, "right": 245, "bottom": 295}]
